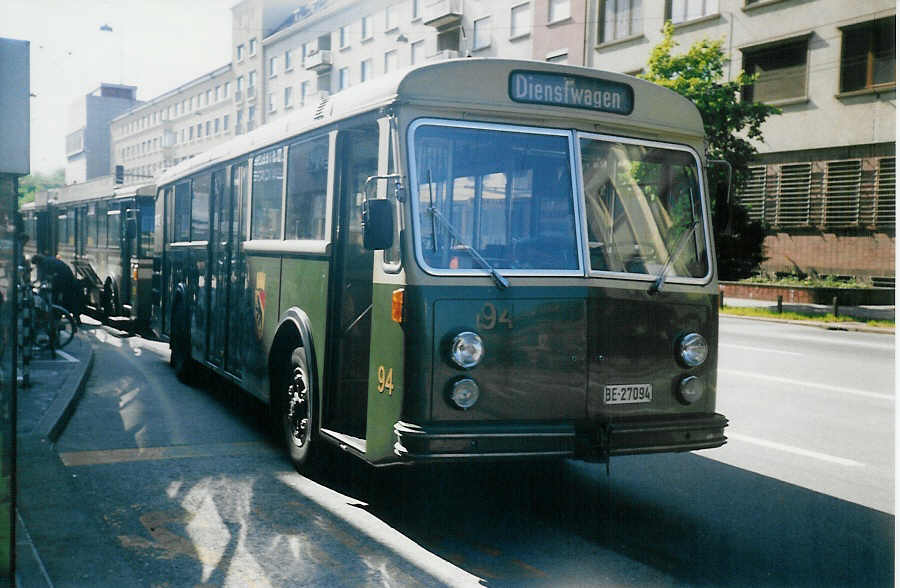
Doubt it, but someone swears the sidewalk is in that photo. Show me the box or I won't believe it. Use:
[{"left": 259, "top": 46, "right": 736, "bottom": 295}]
[
  {"left": 15, "top": 327, "right": 94, "bottom": 588},
  {"left": 723, "top": 296, "right": 894, "bottom": 334}
]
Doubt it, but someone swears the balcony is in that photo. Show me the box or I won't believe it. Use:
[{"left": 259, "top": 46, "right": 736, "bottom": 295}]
[
  {"left": 426, "top": 49, "right": 460, "bottom": 62},
  {"left": 423, "top": 0, "right": 462, "bottom": 29},
  {"left": 305, "top": 50, "right": 333, "bottom": 73}
]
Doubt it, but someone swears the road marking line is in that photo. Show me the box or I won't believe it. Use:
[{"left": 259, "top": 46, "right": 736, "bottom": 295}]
[
  {"left": 54, "top": 349, "right": 79, "bottom": 362},
  {"left": 727, "top": 432, "right": 865, "bottom": 467},
  {"left": 719, "top": 369, "right": 894, "bottom": 402},
  {"left": 720, "top": 343, "right": 804, "bottom": 356},
  {"left": 59, "top": 441, "right": 278, "bottom": 467}
]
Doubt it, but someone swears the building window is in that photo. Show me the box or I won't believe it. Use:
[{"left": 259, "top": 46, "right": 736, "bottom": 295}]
[
  {"left": 249, "top": 71, "right": 257, "bottom": 89},
  {"left": 214, "top": 118, "right": 220, "bottom": 134},
  {"left": 741, "top": 37, "right": 808, "bottom": 103},
  {"left": 667, "top": 0, "right": 718, "bottom": 24},
  {"left": 284, "top": 86, "right": 293, "bottom": 108},
  {"left": 839, "top": 16, "right": 895, "bottom": 93},
  {"left": 268, "top": 92, "right": 277, "bottom": 112},
  {"left": 549, "top": 0, "right": 570, "bottom": 23},
  {"left": 510, "top": 3, "right": 531, "bottom": 39},
  {"left": 411, "top": 39, "right": 424, "bottom": 64},
  {"left": 599, "top": 0, "right": 641, "bottom": 43},
  {"left": 249, "top": 38, "right": 257, "bottom": 55},
  {"left": 224, "top": 82, "right": 230, "bottom": 98},
  {"left": 206, "top": 120, "right": 211, "bottom": 136},
  {"left": 206, "top": 89, "right": 212, "bottom": 104},
  {"left": 237, "top": 44, "right": 244, "bottom": 61},
  {"left": 385, "top": 4, "right": 399, "bottom": 31},
  {"left": 411, "top": 0, "right": 422, "bottom": 20},
  {"left": 223, "top": 114, "right": 229, "bottom": 131},
  {"left": 339, "top": 66, "right": 350, "bottom": 90},
  {"left": 284, "top": 50, "right": 293, "bottom": 71},
  {"left": 473, "top": 16, "right": 492, "bottom": 50},
  {"left": 339, "top": 25, "right": 350, "bottom": 49},
  {"left": 361, "top": 15, "right": 373, "bottom": 40},
  {"left": 300, "top": 81, "right": 310, "bottom": 105},
  {"left": 269, "top": 55, "right": 279, "bottom": 77},
  {"left": 384, "top": 49, "right": 398, "bottom": 73},
  {"left": 361, "top": 58, "right": 373, "bottom": 82}
]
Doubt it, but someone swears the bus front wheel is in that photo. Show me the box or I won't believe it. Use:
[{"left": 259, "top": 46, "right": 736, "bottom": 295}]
[{"left": 281, "top": 347, "right": 318, "bottom": 471}]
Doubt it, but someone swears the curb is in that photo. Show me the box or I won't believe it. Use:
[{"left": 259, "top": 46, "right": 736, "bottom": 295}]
[
  {"left": 720, "top": 312, "right": 895, "bottom": 335},
  {"left": 36, "top": 340, "right": 95, "bottom": 442}
]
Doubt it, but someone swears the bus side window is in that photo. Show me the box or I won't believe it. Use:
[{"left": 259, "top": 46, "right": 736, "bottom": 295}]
[
  {"left": 285, "top": 136, "right": 328, "bottom": 240},
  {"left": 192, "top": 173, "right": 211, "bottom": 242},
  {"left": 173, "top": 182, "right": 191, "bottom": 242},
  {"left": 251, "top": 147, "right": 285, "bottom": 240}
]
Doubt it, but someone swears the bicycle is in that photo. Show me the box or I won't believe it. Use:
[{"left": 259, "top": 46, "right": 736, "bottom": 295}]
[{"left": 31, "top": 281, "right": 77, "bottom": 352}]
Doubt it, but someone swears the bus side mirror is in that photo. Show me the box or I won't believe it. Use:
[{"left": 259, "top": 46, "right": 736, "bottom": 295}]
[{"left": 361, "top": 199, "right": 394, "bottom": 250}]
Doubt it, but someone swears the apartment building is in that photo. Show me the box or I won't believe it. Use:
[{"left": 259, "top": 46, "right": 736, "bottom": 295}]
[
  {"left": 579, "top": 0, "right": 895, "bottom": 281},
  {"left": 66, "top": 83, "right": 138, "bottom": 185},
  {"left": 106, "top": 0, "right": 893, "bottom": 279},
  {"left": 109, "top": 65, "right": 234, "bottom": 184},
  {"left": 241, "top": 0, "right": 536, "bottom": 129}
]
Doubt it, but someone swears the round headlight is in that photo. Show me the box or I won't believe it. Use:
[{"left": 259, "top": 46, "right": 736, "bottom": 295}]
[
  {"left": 678, "top": 333, "right": 708, "bottom": 368},
  {"left": 449, "top": 378, "right": 480, "bottom": 410},
  {"left": 450, "top": 331, "right": 484, "bottom": 369},
  {"left": 678, "top": 375, "right": 705, "bottom": 404}
]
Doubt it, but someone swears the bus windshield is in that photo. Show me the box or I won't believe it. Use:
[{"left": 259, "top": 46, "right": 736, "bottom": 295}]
[
  {"left": 580, "top": 135, "right": 709, "bottom": 279},
  {"left": 413, "top": 123, "right": 580, "bottom": 272},
  {"left": 411, "top": 122, "right": 709, "bottom": 280}
]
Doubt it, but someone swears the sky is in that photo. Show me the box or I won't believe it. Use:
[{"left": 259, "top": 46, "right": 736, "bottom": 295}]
[{"left": 1, "top": 0, "right": 237, "bottom": 175}]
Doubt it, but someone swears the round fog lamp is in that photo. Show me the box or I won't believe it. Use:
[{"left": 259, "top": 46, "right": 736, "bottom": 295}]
[
  {"left": 449, "top": 378, "right": 480, "bottom": 410},
  {"left": 678, "top": 376, "right": 704, "bottom": 404},
  {"left": 678, "top": 333, "right": 709, "bottom": 367},
  {"left": 451, "top": 331, "right": 484, "bottom": 369}
]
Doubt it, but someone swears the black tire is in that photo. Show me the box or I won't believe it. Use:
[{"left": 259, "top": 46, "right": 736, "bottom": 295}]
[
  {"left": 281, "top": 347, "right": 319, "bottom": 472},
  {"left": 170, "top": 301, "right": 197, "bottom": 384},
  {"left": 50, "top": 305, "right": 76, "bottom": 348}
]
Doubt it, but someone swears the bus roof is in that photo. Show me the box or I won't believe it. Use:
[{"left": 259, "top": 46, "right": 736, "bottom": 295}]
[{"left": 156, "top": 58, "right": 705, "bottom": 186}]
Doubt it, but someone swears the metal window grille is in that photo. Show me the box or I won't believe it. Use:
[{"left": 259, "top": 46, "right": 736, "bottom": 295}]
[
  {"left": 737, "top": 165, "right": 767, "bottom": 222},
  {"left": 874, "top": 157, "right": 896, "bottom": 229},
  {"left": 823, "top": 160, "right": 862, "bottom": 228},
  {"left": 774, "top": 163, "right": 812, "bottom": 227}
]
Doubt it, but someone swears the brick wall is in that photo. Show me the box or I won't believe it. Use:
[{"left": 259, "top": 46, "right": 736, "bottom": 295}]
[{"left": 761, "top": 232, "right": 895, "bottom": 278}]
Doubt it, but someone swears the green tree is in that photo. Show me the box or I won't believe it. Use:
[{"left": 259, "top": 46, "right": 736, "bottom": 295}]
[
  {"left": 17, "top": 168, "right": 65, "bottom": 204},
  {"left": 640, "top": 22, "right": 779, "bottom": 280}
]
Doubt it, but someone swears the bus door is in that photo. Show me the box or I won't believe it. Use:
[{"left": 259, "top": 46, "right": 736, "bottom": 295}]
[
  {"left": 324, "top": 125, "right": 378, "bottom": 441},
  {"left": 121, "top": 200, "right": 138, "bottom": 307},
  {"left": 224, "top": 163, "right": 249, "bottom": 378},
  {"left": 207, "top": 169, "right": 229, "bottom": 368}
]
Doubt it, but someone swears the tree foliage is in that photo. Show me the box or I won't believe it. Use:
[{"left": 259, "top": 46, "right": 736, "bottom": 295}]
[
  {"left": 640, "top": 23, "right": 780, "bottom": 280},
  {"left": 17, "top": 168, "right": 65, "bottom": 204}
]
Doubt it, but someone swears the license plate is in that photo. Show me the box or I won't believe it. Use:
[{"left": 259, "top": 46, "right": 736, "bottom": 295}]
[{"left": 604, "top": 384, "right": 652, "bottom": 404}]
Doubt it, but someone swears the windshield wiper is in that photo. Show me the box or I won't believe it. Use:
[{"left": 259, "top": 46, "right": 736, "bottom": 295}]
[
  {"left": 649, "top": 220, "right": 699, "bottom": 295},
  {"left": 428, "top": 205, "right": 509, "bottom": 290}
]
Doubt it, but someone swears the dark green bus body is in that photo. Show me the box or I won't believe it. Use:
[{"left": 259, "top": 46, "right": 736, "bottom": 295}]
[{"left": 154, "top": 59, "right": 727, "bottom": 468}]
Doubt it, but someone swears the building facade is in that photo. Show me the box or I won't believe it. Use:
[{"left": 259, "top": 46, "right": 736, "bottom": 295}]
[
  {"left": 66, "top": 83, "right": 138, "bottom": 185},
  {"left": 582, "top": 0, "right": 896, "bottom": 281},
  {"left": 109, "top": 65, "right": 234, "bottom": 185},
  {"left": 106, "top": 0, "right": 895, "bottom": 280}
]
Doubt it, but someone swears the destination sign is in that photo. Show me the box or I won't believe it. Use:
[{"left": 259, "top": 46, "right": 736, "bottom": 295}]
[{"left": 508, "top": 70, "right": 634, "bottom": 115}]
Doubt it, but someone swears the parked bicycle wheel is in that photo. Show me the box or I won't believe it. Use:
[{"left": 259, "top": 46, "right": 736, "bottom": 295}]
[{"left": 34, "top": 304, "right": 76, "bottom": 350}]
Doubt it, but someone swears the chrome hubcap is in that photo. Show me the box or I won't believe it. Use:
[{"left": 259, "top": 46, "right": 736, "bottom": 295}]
[{"left": 287, "top": 365, "right": 308, "bottom": 446}]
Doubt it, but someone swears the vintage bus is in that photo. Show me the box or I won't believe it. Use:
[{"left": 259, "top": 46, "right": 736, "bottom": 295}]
[
  {"left": 20, "top": 178, "right": 156, "bottom": 327},
  {"left": 154, "top": 59, "right": 728, "bottom": 470}
]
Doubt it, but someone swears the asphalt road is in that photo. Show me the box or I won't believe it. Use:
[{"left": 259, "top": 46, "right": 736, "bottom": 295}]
[{"left": 34, "top": 318, "right": 894, "bottom": 586}]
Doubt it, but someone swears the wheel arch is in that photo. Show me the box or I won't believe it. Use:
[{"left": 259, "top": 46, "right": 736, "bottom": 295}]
[{"left": 268, "top": 307, "right": 319, "bottom": 408}]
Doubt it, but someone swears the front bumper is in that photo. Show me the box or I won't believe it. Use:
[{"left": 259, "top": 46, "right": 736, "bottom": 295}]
[{"left": 393, "top": 413, "right": 728, "bottom": 462}]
